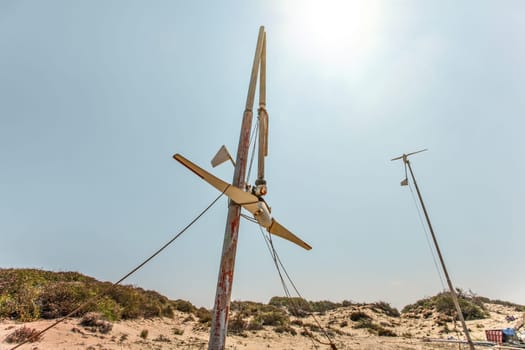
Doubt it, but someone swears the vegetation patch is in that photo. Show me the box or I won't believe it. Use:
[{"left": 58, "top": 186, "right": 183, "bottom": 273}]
[
  {"left": 350, "top": 311, "right": 371, "bottom": 322},
  {"left": 353, "top": 319, "right": 397, "bottom": 337},
  {"left": 4, "top": 326, "right": 43, "bottom": 344},
  {"left": 402, "top": 290, "right": 489, "bottom": 321},
  {"left": 371, "top": 301, "right": 400, "bottom": 317},
  {"left": 195, "top": 307, "right": 212, "bottom": 324},
  {"left": 79, "top": 312, "right": 113, "bottom": 334},
  {"left": 0, "top": 268, "right": 177, "bottom": 321},
  {"left": 269, "top": 296, "right": 346, "bottom": 316}
]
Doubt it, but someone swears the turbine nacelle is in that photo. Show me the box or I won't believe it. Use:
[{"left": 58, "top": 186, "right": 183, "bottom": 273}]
[{"left": 391, "top": 149, "right": 427, "bottom": 187}]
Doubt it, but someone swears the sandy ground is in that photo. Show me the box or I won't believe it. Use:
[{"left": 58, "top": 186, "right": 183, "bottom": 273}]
[{"left": 0, "top": 303, "right": 522, "bottom": 350}]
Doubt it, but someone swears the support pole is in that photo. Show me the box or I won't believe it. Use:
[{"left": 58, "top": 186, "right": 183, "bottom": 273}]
[
  {"left": 405, "top": 158, "right": 475, "bottom": 350},
  {"left": 257, "top": 33, "right": 268, "bottom": 184},
  {"left": 208, "top": 26, "right": 265, "bottom": 350}
]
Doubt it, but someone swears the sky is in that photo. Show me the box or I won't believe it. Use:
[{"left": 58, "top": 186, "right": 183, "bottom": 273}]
[{"left": 0, "top": 1, "right": 523, "bottom": 310}]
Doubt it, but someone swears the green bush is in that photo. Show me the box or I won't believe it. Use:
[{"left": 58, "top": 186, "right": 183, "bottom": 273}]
[
  {"left": 246, "top": 319, "right": 264, "bottom": 331},
  {"left": 0, "top": 268, "right": 184, "bottom": 321},
  {"left": 173, "top": 299, "right": 195, "bottom": 313},
  {"left": 372, "top": 301, "right": 400, "bottom": 317},
  {"left": 269, "top": 297, "right": 311, "bottom": 317},
  {"left": 255, "top": 310, "right": 289, "bottom": 327},
  {"left": 353, "top": 319, "right": 397, "bottom": 336},
  {"left": 274, "top": 325, "right": 297, "bottom": 335},
  {"left": 227, "top": 313, "right": 247, "bottom": 335},
  {"left": 402, "top": 291, "right": 488, "bottom": 321},
  {"left": 195, "top": 307, "right": 212, "bottom": 324},
  {"left": 350, "top": 311, "right": 370, "bottom": 322}
]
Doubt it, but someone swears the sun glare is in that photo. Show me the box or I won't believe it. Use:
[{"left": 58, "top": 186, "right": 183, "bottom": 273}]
[{"left": 279, "top": 0, "right": 382, "bottom": 71}]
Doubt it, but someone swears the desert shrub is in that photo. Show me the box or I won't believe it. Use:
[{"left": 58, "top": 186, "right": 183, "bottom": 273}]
[
  {"left": 0, "top": 287, "right": 40, "bottom": 321},
  {"left": 353, "top": 319, "right": 374, "bottom": 329},
  {"left": 353, "top": 319, "right": 396, "bottom": 336},
  {"left": 5, "top": 326, "right": 42, "bottom": 344},
  {"left": 196, "top": 307, "right": 212, "bottom": 324},
  {"left": 38, "top": 282, "right": 94, "bottom": 319},
  {"left": 80, "top": 312, "right": 113, "bottom": 334},
  {"left": 269, "top": 297, "right": 343, "bottom": 316},
  {"left": 228, "top": 314, "right": 247, "bottom": 335},
  {"left": 183, "top": 314, "right": 195, "bottom": 323},
  {"left": 231, "top": 301, "right": 280, "bottom": 318},
  {"left": 162, "top": 304, "right": 174, "bottom": 318},
  {"left": 255, "top": 310, "right": 289, "bottom": 326},
  {"left": 246, "top": 319, "right": 264, "bottom": 331},
  {"left": 173, "top": 299, "right": 195, "bottom": 313},
  {"left": 459, "top": 298, "right": 488, "bottom": 320},
  {"left": 96, "top": 296, "right": 123, "bottom": 321},
  {"left": 402, "top": 297, "right": 434, "bottom": 313},
  {"left": 153, "top": 334, "right": 171, "bottom": 342},
  {"left": 350, "top": 311, "right": 370, "bottom": 322},
  {"left": 269, "top": 297, "right": 311, "bottom": 317},
  {"left": 274, "top": 325, "right": 297, "bottom": 335},
  {"left": 0, "top": 269, "right": 177, "bottom": 322},
  {"left": 402, "top": 291, "right": 488, "bottom": 321},
  {"left": 310, "top": 300, "right": 340, "bottom": 313},
  {"left": 291, "top": 319, "right": 303, "bottom": 326},
  {"left": 435, "top": 293, "right": 487, "bottom": 320},
  {"left": 304, "top": 322, "right": 322, "bottom": 332},
  {"left": 377, "top": 327, "right": 397, "bottom": 337},
  {"left": 372, "top": 301, "right": 400, "bottom": 317},
  {"left": 342, "top": 300, "right": 355, "bottom": 307}
]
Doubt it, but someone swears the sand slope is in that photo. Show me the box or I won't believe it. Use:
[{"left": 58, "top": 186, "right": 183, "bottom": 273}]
[{"left": 1, "top": 303, "right": 523, "bottom": 350}]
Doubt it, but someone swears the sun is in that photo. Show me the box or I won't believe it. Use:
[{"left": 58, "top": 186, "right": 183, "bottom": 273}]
[{"left": 278, "top": 0, "right": 382, "bottom": 70}]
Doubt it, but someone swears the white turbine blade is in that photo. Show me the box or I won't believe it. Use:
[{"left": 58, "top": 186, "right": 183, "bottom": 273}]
[
  {"left": 211, "top": 145, "right": 235, "bottom": 168},
  {"left": 174, "top": 154, "right": 257, "bottom": 205},
  {"left": 268, "top": 219, "right": 312, "bottom": 250}
]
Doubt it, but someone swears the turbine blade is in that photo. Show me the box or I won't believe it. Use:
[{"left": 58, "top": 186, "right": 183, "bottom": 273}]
[
  {"left": 391, "top": 155, "right": 404, "bottom": 161},
  {"left": 406, "top": 148, "right": 428, "bottom": 157},
  {"left": 268, "top": 219, "right": 312, "bottom": 250},
  {"left": 174, "top": 153, "right": 258, "bottom": 205},
  {"left": 391, "top": 148, "right": 427, "bottom": 161}
]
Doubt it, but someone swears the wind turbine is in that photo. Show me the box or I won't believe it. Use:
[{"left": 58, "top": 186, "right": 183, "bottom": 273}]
[
  {"left": 392, "top": 149, "right": 475, "bottom": 350},
  {"left": 173, "top": 27, "right": 311, "bottom": 350}
]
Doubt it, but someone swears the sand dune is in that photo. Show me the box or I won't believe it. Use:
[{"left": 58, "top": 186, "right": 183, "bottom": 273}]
[{"left": 1, "top": 302, "right": 523, "bottom": 350}]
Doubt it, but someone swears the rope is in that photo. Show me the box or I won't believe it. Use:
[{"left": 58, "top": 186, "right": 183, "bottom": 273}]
[
  {"left": 9, "top": 189, "right": 228, "bottom": 350},
  {"left": 253, "top": 223, "right": 338, "bottom": 349},
  {"left": 407, "top": 178, "right": 447, "bottom": 292}
]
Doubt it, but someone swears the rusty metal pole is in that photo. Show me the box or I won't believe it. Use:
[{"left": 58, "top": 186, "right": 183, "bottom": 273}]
[
  {"left": 208, "top": 26, "right": 265, "bottom": 350},
  {"left": 405, "top": 158, "right": 475, "bottom": 350}
]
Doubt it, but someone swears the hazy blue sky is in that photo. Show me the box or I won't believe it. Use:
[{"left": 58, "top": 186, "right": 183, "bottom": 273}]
[{"left": 1, "top": 1, "right": 523, "bottom": 309}]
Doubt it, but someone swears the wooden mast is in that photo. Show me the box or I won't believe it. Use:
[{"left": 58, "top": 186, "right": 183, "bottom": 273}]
[{"left": 208, "top": 26, "right": 266, "bottom": 350}]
